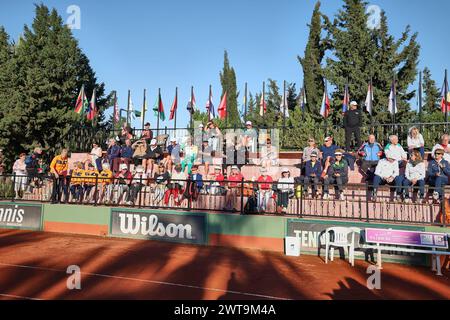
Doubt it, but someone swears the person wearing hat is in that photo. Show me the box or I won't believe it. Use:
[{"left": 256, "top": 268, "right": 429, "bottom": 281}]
[
  {"left": 427, "top": 147, "right": 450, "bottom": 202},
  {"left": 259, "top": 138, "right": 279, "bottom": 168},
  {"left": 256, "top": 167, "right": 274, "bottom": 212},
  {"left": 198, "top": 139, "right": 213, "bottom": 176},
  {"left": 181, "top": 137, "right": 198, "bottom": 174},
  {"left": 343, "top": 101, "right": 362, "bottom": 152},
  {"left": 319, "top": 136, "right": 340, "bottom": 167},
  {"left": 126, "top": 165, "right": 148, "bottom": 206},
  {"left": 180, "top": 165, "right": 203, "bottom": 204},
  {"left": 143, "top": 138, "right": 163, "bottom": 177},
  {"left": 323, "top": 149, "right": 349, "bottom": 200},
  {"left": 276, "top": 168, "right": 294, "bottom": 214},
  {"left": 163, "top": 137, "right": 181, "bottom": 173},
  {"left": 140, "top": 122, "right": 153, "bottom": 144},
  {"left": 208, "top": 166, "right": 225, "bottom": 195},
  {"left": 225, "top": 165, "right": 244, "bottom": 211},
  {"left": 114, "top": 163, "right": 133, "bottom": 204},
  {"left": 372, "top": 150, "right": 402, "bottom": 202},
  {"left": 431, "top": 134, "right": 450, "bottom": 163},
  {"left": 303, "top": 151, "right": 323, "bottom": 198},
  {"left": 240, "top": 121, "right": 258, "bottom": 164}
]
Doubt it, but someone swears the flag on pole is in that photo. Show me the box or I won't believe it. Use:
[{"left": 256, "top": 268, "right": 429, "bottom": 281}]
[
  {"left": 187, "top": 90, "right": 197, "bottom": 113},
  {"left": 206, "top": 89, "right": 215, "bottom": 119},
  {"left": 153, "top": 91, "right": 165, "bottom": 121},
  {"left": 319, "top": 84, "right": 330, "bottom": 118},
  {"left": 113, "top": 93, "right": 119, "bottom": 123},
  {"left": 280, "top": 89, "right": 289, "bottom": 118},
  {"left": 259, "top": 94, "right": 267, "bottom": 116},
  {"left": 86, "top": 88, "right": 97, "bottom": 121},
  {"left": 130, "top": 96, "right": 136, "bottom": 120},
  {"left": 298, "top": 87, "right": 306, "bottom": 112},
  {"left": 342, "top": 84, "right": 350, "bottom": 113},
  {"left": 440, "top": 79, "right": 450, "bottom": 113},
  {"left": 365, "top": 81, "right": 374, "bottom": 115},
  {"left": 74, "top": 85, "right": 88, "bottom": 114},
  {"left": 388, "top": 80, "right": 397, "bottom": 115},
  {"left": 218, "top": 92, "right": 227, "bottom": 119},
  {"left": 169, "top": 90, "right": 178, "bottom": 120}
]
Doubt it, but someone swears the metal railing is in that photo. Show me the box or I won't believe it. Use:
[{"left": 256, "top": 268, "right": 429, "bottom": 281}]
[{"left": 0, "top": 174, "right": 447, "bottom": 227}]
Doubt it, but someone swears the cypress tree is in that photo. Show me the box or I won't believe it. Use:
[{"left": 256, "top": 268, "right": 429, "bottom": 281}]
[
  {"left": 422, "top": 67, "right": 443, "bottom": 120},
  {"left": 219, "top": 50, "right": 240, "bottom": 127}
]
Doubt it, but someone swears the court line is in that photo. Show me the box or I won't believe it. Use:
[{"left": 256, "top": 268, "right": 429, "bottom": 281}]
[
  {"left": 0, "top": 293, "right": 43, "bottom": 300},
  {"left": 0, "top": 262, "right": 291, "bottom": 300}
]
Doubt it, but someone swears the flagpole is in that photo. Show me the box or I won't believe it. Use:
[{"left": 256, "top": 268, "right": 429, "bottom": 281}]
[
  {"left": 324, "top": 79, "right": 328, "bottom": 136},
  {"left": 190, "top": 86, "right": 194, "bottom": 130},
  {"left": 244, "top": 82, "right": 248, "bottom": 121},
  {"left": 392, "top": 74, "right": 396, "bottom": 135},
  {"left": 445, "top": 69, "right": 448, "bottom": 132},
  {"left": 262, "top": 81, "right": 265, "bottom": 125},
  {"left": 370, "top": 77, "right": 374, "bottom": 133},
  {"left": 113, "top": 91, "right": 117, "bottom": 127},
  {"left": 174, "top": 87, "right": 178, "bottom": 131},
  {"left": 418, "top": 71, "right": 423, "bottom": 131},
  {"left": 141, "top": 89, "right": 146, "bottom": 130},
  {"left": 157, "top": 88, "right": 161, "bottom": 137},
  {"left": 127, "top": 89, "right": 131, "bottom": 125},
  {"left": 208, "top": 85, "right": 212, "bottom": 122},
  {"left": 283, "top": 80, "right": 287, "bottom": 128}
]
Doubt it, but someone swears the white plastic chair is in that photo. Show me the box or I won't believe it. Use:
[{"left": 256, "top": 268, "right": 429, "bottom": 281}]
[{"left": 324, "top": 227, "right": 361, "bottom": 267}]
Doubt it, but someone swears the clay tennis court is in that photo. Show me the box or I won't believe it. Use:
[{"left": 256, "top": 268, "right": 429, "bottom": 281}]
[{"left": 0, "top": 229, "right": 448, "bottom": 300}]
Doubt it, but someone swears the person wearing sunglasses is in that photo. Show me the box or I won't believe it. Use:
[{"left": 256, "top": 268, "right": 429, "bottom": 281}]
[{"left": 427, "top": 148, "right": 450, "bottom": 203}]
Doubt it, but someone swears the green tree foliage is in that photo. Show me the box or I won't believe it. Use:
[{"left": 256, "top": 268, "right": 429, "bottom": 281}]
[
  {"left": 422, "top": 67, "right": 443, "bottom": 120},
  {"left": 220, "top": 50, "right": 240, "bottom": 127},
  {"left": 0, "top": 4, "right": 112, "bottom": 167}
]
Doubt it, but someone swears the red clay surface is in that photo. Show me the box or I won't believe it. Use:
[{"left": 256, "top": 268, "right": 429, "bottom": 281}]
[{"left": 0, "top": 229, "right": 448, "bottom": 300}]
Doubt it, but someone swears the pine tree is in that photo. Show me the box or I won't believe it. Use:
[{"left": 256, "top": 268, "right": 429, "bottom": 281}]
[
  {"left": 0, "top": 4, "right": 112, "bottom": 166},
  {"left": 219, "top": 50, "right": 240, "bottom": 127},
  {"left": 422, "top": 67, "right": 443, "bottom": 120},
  {"left": 298, "top": 1, "right": 327, "bottom": 119}
]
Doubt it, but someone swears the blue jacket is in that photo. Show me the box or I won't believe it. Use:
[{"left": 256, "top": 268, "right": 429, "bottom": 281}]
[
  {"left": 107, "top": 145, "right": 121, "bottom": 160},
  {"left": 190, "top": 173, "right": 203, "bottom": 189},
  {"left": 358, "top": 142, "right": 383, "bottom": 162},
  {"left": 305, "top": 160, "right": 322, "bottom": 177},
  {"left": 427, "top": 159, "right": 450, "bottom": 179},
  {"left": 120, "top": 146, "right": 133, "bottom": 159}
]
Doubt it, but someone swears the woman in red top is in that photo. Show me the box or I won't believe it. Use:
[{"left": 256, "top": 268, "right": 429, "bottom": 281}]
[
  {"left": 224, "top": 165, "right": 244, "bottom": 211},
  {"left": 256, "top": 167, "right": 273, "bottom": 212}
]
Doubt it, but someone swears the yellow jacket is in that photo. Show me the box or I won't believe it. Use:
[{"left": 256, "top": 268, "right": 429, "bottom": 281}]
[
  {"left": 83, "top": 169, "right": 98, "bottom": 185},
  {"left": 50, "top": 155, "right": 68, "bottom": 175},
  {"left": 98, "top": 169, "right": 113, "bottom": 185},
  {"left": 70, "top": 169, "right": 84, "bottom": 185}
]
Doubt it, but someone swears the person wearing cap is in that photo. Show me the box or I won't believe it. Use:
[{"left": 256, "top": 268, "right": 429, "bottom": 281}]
[
  {"left": 256, "top": 167, "right": 274, "bottom": 212},
  {"left": 357, "top": 134, "right": 383, "bottom": 180},
  {"left": 50, "top": 149, "right": 69, "bottom": 203},
  {"left": 90, "top": 143, "right": 103, "bottom": 171},
  {"left": 140, "top": 122, "right": 153, "bottom": 144},
  {"left": 402, "top": 149, "right": 426, "bottom": 203},
  {"left": 323, "top": 149, "right": 349, "bottom": 200},
  {"left": 180, "top": 165, "right": 203, "bottom": 204},
  {"left": 69, "top": 162, "right": 85, "bottom": 202},
  {"left": 113, "top": 163, "right": 133, "bottom": 204},
  {"left": 384, "top": 135, "right": 407, "bottom": 167},
  {"left": 302, "top": 138, "right": 321, "bottom": 163},
  {"left": 225, "top": 166, "right": 244, "bottom": 211},
  {"left": 343, "top": 101, "right": 362, "bottom": 152},
  {"left": 165, "top": 164, "right": 187, "bottom": 206},
  {"left": 303, "top": 151, "right": 323, "bottom": 198},
  {"left": 107, "top": 138, "right": 121, "bottom": 173},
  {"left": 259, "top": 138, "right": 279, "bottom": 168},
  {"left": 427, "top": 147, "right": 450, "bottom": 202},
  {"left": 13, "top": 153, "right": 27, "bottom": 199},
  {"left": 163, "top": 137, "right": 181, "bottom": 173},
  {"left": 431, "top": 134, "right": 450, "bottom": 163},
  {"left": 319, "top": 136, "right": 340, "bottom": 167},
  {"left": 372, "top": 150, "right": 403, "bottom": 202},
  {"left": 143, "top": 138, "right": 163, "bottom": 177},
  {"left": 276, "top": 168, "right": 294, "bottom": 213},
  {"left": 208, "top": 166, "right": 225, "bottom": 195},
  {"left": 198, "top": 139, "right": 213, "bottom": 176},
  {"left": 181, "top": 137, "right": 198, "bottom": 174},
  {"left": 82, "top": 162, "right": 98, "bottom": 203},
  {"left": 125, "top": 165, "right": 148, "bottom": 206},
  {"left": 98, "top": 162, "right": 113, "bottom": 204}
]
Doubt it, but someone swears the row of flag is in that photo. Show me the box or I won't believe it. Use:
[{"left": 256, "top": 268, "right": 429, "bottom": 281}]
[{"left": 75, "top": 73, "right": 450, "bottom": 123}]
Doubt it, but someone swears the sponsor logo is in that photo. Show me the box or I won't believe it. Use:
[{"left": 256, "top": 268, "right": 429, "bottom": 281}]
[{"left": 0, "top": 205, "right": 25, "bottom": 225}]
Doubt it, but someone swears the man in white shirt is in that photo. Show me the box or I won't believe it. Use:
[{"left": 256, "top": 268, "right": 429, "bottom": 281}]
[
  {"left": 372, "top": 151, "right": 403, "bottom": 201},
  {"left": 384, "top": 135, "right": 407, "bottom": 167}
]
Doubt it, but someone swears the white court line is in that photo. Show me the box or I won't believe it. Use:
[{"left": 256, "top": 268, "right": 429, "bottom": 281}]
[
  {"left": 0, "top": 293, "right": 43, "bottom": 300},
  {"left": 0, "top": 262, "right": 291, "bottom": 300}
]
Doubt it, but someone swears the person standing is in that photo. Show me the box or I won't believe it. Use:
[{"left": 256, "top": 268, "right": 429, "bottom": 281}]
[
  {"left": 90, "top": 143, "right": 103, "bottom": 171},
  {"left": 13, "top": 153, "right": 27, "bottom": 199},
  {"left": 50, "top": 149, "right": 69, "bottom": 203},
  {"left": 343, "top": 101, "right": 362, "bottom": 152},
  {"left": 25, "top": 147, "right": 43, "bottom": 193}
]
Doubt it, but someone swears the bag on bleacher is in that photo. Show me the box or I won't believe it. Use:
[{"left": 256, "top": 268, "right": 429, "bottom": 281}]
[{"left": 243, "top": 195, "right": 258, "bottom": 215}]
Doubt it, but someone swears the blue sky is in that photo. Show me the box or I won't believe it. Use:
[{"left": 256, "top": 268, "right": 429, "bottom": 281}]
[{"left": 1, "top": 0, "right": 449, "bottom": 128}]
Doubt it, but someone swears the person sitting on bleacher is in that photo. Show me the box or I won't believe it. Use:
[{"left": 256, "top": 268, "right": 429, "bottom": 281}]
[
  {"left": 181, "top": 137, "right": 198, "bottom": 175},
  {"left": 144, "top": 139, "right": 163, "bottom": 177},
  {"left": 407, "top": 126, "right": 425, "bottom": 158},
  {"left": 163, "top": 137, "right": 181, "bottom": 173},
  {"left": 126, "top": 165, "right": 148, "bottom": 206},
  {"left": 357, "top": 134, "right": 383, "bottom": 180},
  {"left": 303, "top": 151, "right": 322, "bottom": 198},
  {"left": 224, "top": 165, "right": 244, "bottom": 211},
  {"left": 384, "top": 135, "right": 407, "bottom": 168},
  {"left": 98, "top": 163, "right": 113, "bottom": 204},
  {"left": 276, "top": 168, "right": 294, "bottom": 214},
  {"left": 427, "top": 148, "right": 450, "bottom": 203},
  {"left": 319, "top": 136, "right": 340, "bottom": 166},
  {"left": 256, "top": 167, "right": 273, "bottom": 212},
  {"left": 259, "top": 138, "right": 279, "bottom": 168},
  {"left": 402, "top": 150, "right": 426, "bottom": 203},
  {"left": 302, "top": 138, "right": 320, "bottom": 163},
  {"left": 165, "top": 164, "right": 186, "bottom": 206},
  {"left": 153, "top": 164, "right": 170, "bottom": 204},
  {"left": 83, "top": 162, "right": 98, "bottom": 203},
  {"left": 69, "top": 162, "right": 84, "bottom": 202},
  {"left": 371, "top": 150, "right": 403, "bottom": 202},
  {"left": 431, "top": 134, "right": 450, "bottom": 163},
  {"left": 323, "top": 149, "right": 348, "bottom": 201},
  {"left": 208, "top": 166, "right": 225, "bottom": 195},
  {"left": 180, "top": 165, "right": 203, "bottom": 204},
  {"left": 113, "top": 163, "right": 133, "bottom": 204}
]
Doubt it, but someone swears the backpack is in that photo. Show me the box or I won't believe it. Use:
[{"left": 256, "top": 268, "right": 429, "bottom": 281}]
[
  {"left": 25, "top": 155, "right": 34, "bottom": 167},
  {"left": 244, "top": 195, "right": 258, "bottom": 215}
]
